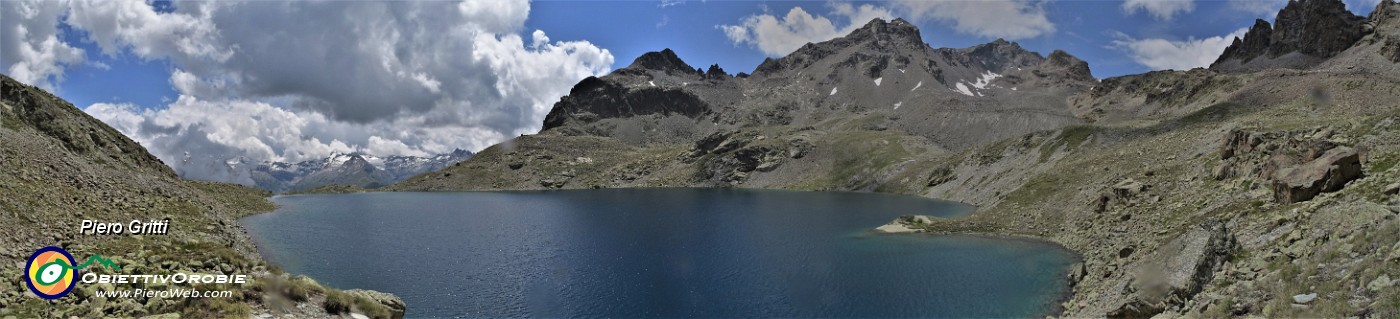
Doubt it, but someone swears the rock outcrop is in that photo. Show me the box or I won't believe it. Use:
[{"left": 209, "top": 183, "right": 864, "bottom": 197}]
[
  {"left": 541, "top": 76, "right": 711, "bottom": 130},
  {"left": 1107, "top": 221, "right": 1236, "bottom": 318},
  {"left": 686, "top": 131, "right": 808, "bottom": 185},
  {"left": 345, "top": 289, "right": 407, "bottom": 318},
  {"left": 1039, "top": 50, "right": 1095, "bottom": 83},
  {"left": 1271, "top": 147, "right": 1363, "bottom": 203},
  {"left": 1215, "top": 19, "right": 1274, "bottom": 66},
  {"left": 1362, "top": 0, "right": 1400, "bottom": 62},
  {"left": 1212, "top": 127, "right": 1366, "bottom": 204},
  {"left": 1271, "top": 0, "right": 1366, "bottom": 57},
  {"left": 704, "top": 64, "right": 730, "bottom": 80}
]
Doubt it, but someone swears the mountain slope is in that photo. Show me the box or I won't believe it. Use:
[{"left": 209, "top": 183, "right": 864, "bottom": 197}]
[
  {"left": 0, "top": 75, "right": 402, "bottom": 318},
  {"left": 391, "top": 7, "right": 1400, "bottom": 318}
]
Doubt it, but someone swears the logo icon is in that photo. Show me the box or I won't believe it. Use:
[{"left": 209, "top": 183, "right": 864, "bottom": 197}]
[{"left": 25, "top": 246, "right": 78, "bottom": 300}]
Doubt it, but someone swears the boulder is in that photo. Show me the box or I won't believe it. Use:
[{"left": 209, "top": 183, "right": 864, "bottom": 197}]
[
  {"left": 539, "top": 178, "right": 567, "bottom": 189},
  {"left": 1292, "top": 293, "right": 1317, "bottom": 304},
  {"left": 1384, "top": 182, "right": 1399, "bottom": 195},
  {"left": 1067, "top": 262, "right": 1089, "bottom": 287},
  {"left": 1113, "top": 179, "right": 1147, "bottom": 198},
  {"left": 1219, "top": 129, "right": 1252, "bottom": 160},
  {"left": 1107, "top": 221, "right": 1236, "bottom": 318},
  {"left": 1271, "top": 147, "right": 1363, "bottom": 203}
]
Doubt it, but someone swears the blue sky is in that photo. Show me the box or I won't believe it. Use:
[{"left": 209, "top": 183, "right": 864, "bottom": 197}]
[{"left": 0, "top": 0, "right": 1386, "bottom": 183}]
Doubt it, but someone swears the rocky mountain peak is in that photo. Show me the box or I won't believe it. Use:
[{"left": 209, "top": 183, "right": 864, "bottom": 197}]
[
  {"left": 448, "top": 148, "right": 473, "bottom": 157},
  {"left": 844, "top": 17, "right": 923, "bottom": 47},
  {"left": 1212, "top": 0, "right": 1365, "bottom": 70},
  {"left": 964, "top": 38, "right": 1040, "bottom": 68},
  {"left": 704, "top": 64, "right": 729, "bottom": 79},
  {"left": 1041, "top": 50, "right": 1095, "bottom": 81},
  {"left": 1270, "top": 0, "right": 1365, "bottom": 56},
  {"left": 752, "top": 18, "right": 929, "bottom": 76},
  {"left": 1213, "top": 19, "right": 1274, "bottom": 67},
  {"left": 627, "top": 48, "right": 697, "bottom": 73}
]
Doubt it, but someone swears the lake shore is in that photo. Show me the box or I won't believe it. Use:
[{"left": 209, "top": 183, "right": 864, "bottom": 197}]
[
  {"left": 245, "top": 189, "right": 1077, "bottom": 318},
  {"left": 869, "top": 214, "right": 1085, "bottom": 318}
]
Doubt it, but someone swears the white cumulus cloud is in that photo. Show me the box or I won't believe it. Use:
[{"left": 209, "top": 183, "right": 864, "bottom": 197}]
[
  {"left": 1230, "top": 0, "right": 1288, "bottom": 16},
  {"left": 718, "top": 0, "right": 1057, "bottom": 56},
  {"left": 1110, "top": 28, "right": 1248, "bottom": 71},
  {"left": 894, "top": 0, "right": 1056, "bottom": 40},
  {"left": 5, "top": 0, "right": 615, "bottom": 184},
  {"left": 1122, "top": 0, "right": 1196, "bottom": 20},
  {"left": 718, "top": 3, "right": 893, "bottom": 56},
  {"left": 1, "top": 0, "right": 87, "bottom": 90}
]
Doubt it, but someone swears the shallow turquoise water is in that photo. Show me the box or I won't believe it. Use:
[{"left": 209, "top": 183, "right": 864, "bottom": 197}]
[{"left": 241, "top": 188, "right": 1076, "bottom": 318}]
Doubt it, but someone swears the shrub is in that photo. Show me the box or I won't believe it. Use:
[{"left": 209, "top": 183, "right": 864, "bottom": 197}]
[
  {"left": 323, "top": 290, "right": 353, "bottom": 314},
  {"left": 285, "top": 277, "right": 322, "bottom": 302}
]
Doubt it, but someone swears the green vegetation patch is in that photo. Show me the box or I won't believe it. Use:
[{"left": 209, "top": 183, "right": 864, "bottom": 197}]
[{"left": 1039, "top": 125, "right": 1097, "bottom": 163}]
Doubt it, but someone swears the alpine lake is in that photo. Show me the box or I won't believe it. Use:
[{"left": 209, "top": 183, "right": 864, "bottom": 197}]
[{"left": 241, "top": 188, "right": 1077, "bottom": 318}]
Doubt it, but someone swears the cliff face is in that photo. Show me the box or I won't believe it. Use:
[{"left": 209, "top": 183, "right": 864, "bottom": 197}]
[
  {"left": 1362, "top": 0, "right": 1400, "bottom": 62},
  {"left": 1215, "top": 19, "right": 1274, "bottom": 66},
  {"left": 1212, "top": 0, "right": 1366, "bottom": 71},
  {"left": 1271, "top": 0, "right": 1367, "bottom": 57}
]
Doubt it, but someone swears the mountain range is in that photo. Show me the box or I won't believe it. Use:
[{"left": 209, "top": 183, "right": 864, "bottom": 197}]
[
  {"left": 169, "top": 149, "right": 472, "bottom": 193},
  {"left": 246, "top": 150, "right": 473, "bottom": 193},
  {"left": 3, "top": 0, "right": 1400, "bottom": 317},
  {"left": 390, "top": 0, "right": 1400, "bottom": 317}
]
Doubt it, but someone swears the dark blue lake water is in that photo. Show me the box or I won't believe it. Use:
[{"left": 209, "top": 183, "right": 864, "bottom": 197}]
[{"left": 240, "top": 188, "right": 1076, "bottom": 318}]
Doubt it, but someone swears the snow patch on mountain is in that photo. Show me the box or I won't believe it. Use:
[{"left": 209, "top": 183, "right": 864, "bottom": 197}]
[
  {"left": 971, "top": 71, "right": 1002, "bottom": 89},
  {"left": 954, "top": 82, "right": 975, "bottom": 96}
]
